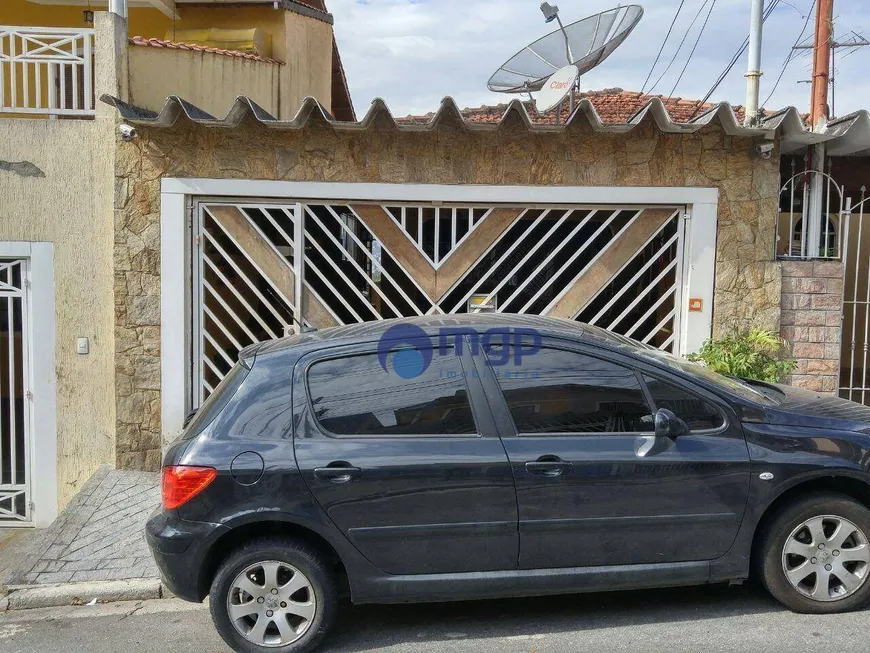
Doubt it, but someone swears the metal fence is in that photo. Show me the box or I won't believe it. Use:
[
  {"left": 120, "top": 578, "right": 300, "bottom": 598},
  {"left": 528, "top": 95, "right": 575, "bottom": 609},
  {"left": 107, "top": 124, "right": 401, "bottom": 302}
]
[{"left": 0, "top": 26, "right": 95, "bottom": 116}]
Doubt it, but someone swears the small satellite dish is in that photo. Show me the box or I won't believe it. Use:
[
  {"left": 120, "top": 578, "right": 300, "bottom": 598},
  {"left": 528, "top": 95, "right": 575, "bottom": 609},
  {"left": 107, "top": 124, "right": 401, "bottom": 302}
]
[
  {"left": 488, "top": 4, "right": 643, "bottom": 104},
  {"left": 535, "top": 64, "right": 579, "bottom": 113}
]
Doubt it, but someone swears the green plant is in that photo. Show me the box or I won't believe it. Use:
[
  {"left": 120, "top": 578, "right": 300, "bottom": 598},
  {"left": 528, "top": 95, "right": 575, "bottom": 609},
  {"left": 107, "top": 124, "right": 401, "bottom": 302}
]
[{"left": 688, "top": 328, "right": 797, "bottom": 383}]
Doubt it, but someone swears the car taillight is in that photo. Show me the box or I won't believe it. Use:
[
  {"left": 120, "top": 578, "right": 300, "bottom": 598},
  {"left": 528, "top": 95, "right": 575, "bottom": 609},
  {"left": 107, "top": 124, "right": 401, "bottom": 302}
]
[{"left": 162, "top": 466, "right": 217, "bottom": 510}]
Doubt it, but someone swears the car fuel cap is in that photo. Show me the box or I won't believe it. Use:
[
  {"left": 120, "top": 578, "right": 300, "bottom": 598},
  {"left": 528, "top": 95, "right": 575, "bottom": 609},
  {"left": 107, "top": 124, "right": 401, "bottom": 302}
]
[{"left": 230, "top": 451, "right": 265, "bottom": 486}]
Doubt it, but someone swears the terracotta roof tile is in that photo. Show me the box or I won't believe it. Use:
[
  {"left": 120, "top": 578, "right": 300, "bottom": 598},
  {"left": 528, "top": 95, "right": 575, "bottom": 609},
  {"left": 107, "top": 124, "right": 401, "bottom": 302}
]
[
  {"left": 399, "top": 88, "right": 749, "bottom": 125},
  {"left": 129, "top": 36, "right": 284, "bottom": 65}
]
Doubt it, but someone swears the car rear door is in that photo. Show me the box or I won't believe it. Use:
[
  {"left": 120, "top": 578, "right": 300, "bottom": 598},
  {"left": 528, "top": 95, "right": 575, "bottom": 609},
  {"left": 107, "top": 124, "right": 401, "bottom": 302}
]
[
  {"left": 478, "top": 338, "right": 751, "bottom": 570},
  {"left": 293, "top": 337, "right": 518, "bottom": 575}
]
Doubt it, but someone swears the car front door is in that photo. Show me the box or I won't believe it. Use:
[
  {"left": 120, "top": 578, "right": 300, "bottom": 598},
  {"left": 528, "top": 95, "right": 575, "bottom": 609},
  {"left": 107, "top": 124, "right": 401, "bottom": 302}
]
[
  {"left": 478, "top": 339, "right": 751, "bottom": 570},
  {"left": 293, "top": 338, "right": 518, "bottom": 575}
]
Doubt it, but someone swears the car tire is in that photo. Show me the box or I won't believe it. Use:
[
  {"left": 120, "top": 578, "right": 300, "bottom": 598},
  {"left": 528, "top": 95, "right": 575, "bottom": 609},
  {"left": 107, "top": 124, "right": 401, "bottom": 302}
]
[
  {"left": 759, "top": 492, "right": 870, "bottom": 614},
  {"left": 210, "top": 537, "right": 338, "bottom": 653}
]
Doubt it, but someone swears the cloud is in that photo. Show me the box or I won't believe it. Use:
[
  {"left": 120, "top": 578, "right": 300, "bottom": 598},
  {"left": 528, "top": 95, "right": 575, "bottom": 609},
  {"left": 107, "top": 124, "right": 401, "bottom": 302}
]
[{"left": 330, "top": 0, "right": 870, "bottom": 118}]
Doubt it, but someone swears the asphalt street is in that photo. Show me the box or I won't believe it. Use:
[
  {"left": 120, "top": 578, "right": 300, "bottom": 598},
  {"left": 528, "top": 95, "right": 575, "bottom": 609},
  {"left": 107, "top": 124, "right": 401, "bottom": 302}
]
[{"left": 2, "top": 583, "right": 868, "bottom": 653}]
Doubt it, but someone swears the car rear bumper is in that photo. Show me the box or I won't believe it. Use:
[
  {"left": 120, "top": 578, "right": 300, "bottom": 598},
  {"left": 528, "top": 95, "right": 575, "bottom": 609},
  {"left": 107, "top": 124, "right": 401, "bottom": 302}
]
[{"left": 145, "top": 507, "right": 227, "bottom": 602}]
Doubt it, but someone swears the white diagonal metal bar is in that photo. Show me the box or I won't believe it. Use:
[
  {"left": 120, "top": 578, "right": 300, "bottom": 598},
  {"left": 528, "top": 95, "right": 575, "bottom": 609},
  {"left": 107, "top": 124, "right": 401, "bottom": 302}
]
[
  {"left": 659, "top": 332, "right": 676, "bottom": 352},
  {"left": 475, "top": 210, "right": 569, "bottom": 312},
  {"left": 525, "top": 209, "right": 634, "bottom": 314},
  {"left": 588, "top": 231, "right": 680, "bottom": 325},
  {"left": 203, "top": 274, "right": 262, "bottom": 341},
  {"left": 567, "top": 211, "right": 679, "bottom": 318},
  {"left": 209, "top": 205, "right": 299, "bottom": 304},
  {"left": 448, "top": 209, "right": 539, "bottom": 313},
  {"left": 344, "top": 205, "right": 438, "bottom": 308},
  {"left": 203, "top": 230, "right": 290, "bottom": 330},
  {"left": 303, "top": 225, "right": 381, "bottom": 321},
  {"left": 625, "top": 286, "right": 676, "bottom": 338},
  {"left": 502, "top": 210, "right": 600, "bottom": 312},
  {"left": 323, "top": 205, "right": 429, "bottom": 315},
  {"left": 307, "top": 207, "right": 408, "bottom": 317},
  {"left": 205, "top": 207, "right": 297, "bottom": 312},
  {"left": 203, "top": 259, "right": 279, "bottom": 340},
  {"left": 640, "top": 308, "right": 676, "bottom": 345},
  {"left": 303, "top": 280, "right": 345, "bottom": 326},
  {"left": 302, "top": 251, "right": 368, "bottom": 322},
  {"left": 204, "top": 331, "right": 236, "bottom": 368},
  {"left": 203, "top": 354, "right": 225, "bottom": 383},
  {"left": 240, "top": 206, "right": 296, "bottom": 256},
  {"left": 606, "top": 260, "right": 678, "bottom": 331},
  {"left": 203, "top": 304, "right": 245, "bottom": 353}
]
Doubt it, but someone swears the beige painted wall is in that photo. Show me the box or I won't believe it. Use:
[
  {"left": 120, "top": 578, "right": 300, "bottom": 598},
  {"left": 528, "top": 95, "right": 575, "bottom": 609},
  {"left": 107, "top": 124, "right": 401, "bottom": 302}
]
[
  {"left": 0, "top": 117, "right": 116, "bottom": 508},
  {"left": 0, "top": 12, "right": 124, "bottom": 510},
  {"left": 280, "top": 11, "right": 332, "bottom": 119},
  {"left": 128, "top": 45, "right": 282, "bottom": 117}
]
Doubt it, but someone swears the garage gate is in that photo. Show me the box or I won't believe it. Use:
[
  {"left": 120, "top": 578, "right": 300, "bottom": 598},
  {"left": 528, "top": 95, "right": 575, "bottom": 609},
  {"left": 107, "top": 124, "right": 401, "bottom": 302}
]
[{"left": 191, "top": 199, "right": 688, "bottom": 404}]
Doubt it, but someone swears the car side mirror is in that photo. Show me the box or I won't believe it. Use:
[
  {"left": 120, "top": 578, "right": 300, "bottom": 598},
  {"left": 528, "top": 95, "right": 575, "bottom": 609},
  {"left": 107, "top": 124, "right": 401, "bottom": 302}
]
[{"left": 654, "top": 408, "right": 689, "bottom": 438}]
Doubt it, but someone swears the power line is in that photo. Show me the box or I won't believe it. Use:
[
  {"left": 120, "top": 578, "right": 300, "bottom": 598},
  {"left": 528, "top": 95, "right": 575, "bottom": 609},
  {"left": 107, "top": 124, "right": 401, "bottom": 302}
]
[
  {"left": 669, "top": 0, "right": 719, "bottom": 97},
  {"left": 762, "top": 0, "right": 816, "bottom": 107},
  {"left": 648, "top": 0, "right": 714, "bottom": 96},
  {"left": 641, "top": 0, "right": 687, "bottom": 93},
  {"left": 689, "top": 0, "right": 781, "bottom": 118}
]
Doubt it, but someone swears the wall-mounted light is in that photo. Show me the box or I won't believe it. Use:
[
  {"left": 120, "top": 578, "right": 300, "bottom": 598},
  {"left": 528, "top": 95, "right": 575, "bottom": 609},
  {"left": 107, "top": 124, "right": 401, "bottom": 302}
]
[{"left": 83, "top": 10, "right": 95, "bottom": 24}]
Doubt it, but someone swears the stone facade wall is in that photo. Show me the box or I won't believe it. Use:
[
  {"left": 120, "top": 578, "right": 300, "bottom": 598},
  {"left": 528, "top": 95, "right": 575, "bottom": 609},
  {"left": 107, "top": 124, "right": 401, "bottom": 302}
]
[
  {"left": 113, "top": 115, "right": 782, "bottom": 469},
  {"left": 780, "top": 260, "right": 844, "bottom": 394}
]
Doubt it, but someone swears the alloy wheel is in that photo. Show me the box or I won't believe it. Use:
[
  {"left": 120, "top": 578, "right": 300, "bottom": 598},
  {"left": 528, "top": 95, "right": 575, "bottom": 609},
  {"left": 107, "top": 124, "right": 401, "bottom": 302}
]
[
  {"left": 227, "top": 560, "right": 316, "bottom": 647},
  {"left": 781, "top": 515, "right": 870, "bottom": 602}
]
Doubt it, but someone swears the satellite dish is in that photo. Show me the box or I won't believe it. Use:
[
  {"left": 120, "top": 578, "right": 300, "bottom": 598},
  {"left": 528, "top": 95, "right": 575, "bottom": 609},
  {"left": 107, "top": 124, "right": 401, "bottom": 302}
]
[
  {"left": 535, "top": 64, "right": 579, "bottom": 113},
  {"left": 488, "top": 4, "right": 644, "bottom": 96}
]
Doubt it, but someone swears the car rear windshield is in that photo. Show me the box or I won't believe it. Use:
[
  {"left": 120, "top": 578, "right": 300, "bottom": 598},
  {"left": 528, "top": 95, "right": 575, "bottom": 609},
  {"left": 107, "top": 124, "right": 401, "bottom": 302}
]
[{"left": 181, "top": 363, "right": 250, "bottom": 440}]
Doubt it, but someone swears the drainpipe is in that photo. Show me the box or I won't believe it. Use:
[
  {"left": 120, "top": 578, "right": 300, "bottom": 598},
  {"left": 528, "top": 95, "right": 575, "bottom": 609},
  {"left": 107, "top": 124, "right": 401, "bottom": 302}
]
[
  {"left": 744, "top": 0, "right": 764, "bottom": 127},
  {"left": 109, "top": 0, "right": 128, "bottom": 19}
]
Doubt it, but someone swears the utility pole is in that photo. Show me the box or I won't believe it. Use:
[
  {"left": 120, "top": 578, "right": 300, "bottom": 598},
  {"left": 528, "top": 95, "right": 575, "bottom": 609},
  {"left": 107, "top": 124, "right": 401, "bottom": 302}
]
[
  {"left": 744, "top": 0, "right": 764, "bottom": 126},
  {"left": 810, "top": 0, "right": 834, "bottom": 130},
  {"left": 806, "top": 0, "right": 834, "bottom": 257}
]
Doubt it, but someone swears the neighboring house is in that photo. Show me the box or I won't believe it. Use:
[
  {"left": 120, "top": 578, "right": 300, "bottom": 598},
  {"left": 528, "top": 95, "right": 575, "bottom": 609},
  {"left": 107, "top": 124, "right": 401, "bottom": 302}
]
[
  {"left": 0, "top": 0, "right": 352, "bottom": 526},
  {"left": 4, "top": 0, "right": 870, "bottom": 534}
]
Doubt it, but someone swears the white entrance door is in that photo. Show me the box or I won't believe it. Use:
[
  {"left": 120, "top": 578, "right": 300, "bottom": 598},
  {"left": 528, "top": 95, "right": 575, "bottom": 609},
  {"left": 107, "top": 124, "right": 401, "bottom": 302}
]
[{"left": 0, "top": 259, "right": 31, "bottom": 523}]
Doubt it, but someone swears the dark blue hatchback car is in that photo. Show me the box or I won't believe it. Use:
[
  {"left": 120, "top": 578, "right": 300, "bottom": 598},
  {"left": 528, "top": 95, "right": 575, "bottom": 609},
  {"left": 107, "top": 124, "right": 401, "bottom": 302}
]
[{"left": 147, "top": 315, "right": 870, "bottom": 653}]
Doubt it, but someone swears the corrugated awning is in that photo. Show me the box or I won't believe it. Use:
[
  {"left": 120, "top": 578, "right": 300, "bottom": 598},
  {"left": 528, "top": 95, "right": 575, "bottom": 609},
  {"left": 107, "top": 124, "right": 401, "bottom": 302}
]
[{"left": 100, "top": 95, "right": 870, "bottom": 157}]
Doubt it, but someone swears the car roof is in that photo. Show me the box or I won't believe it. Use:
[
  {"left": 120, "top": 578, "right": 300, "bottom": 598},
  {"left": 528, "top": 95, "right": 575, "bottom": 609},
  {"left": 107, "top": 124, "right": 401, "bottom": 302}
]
[{"left": 253, "top": 314, "right": 614, "bottom": 358}]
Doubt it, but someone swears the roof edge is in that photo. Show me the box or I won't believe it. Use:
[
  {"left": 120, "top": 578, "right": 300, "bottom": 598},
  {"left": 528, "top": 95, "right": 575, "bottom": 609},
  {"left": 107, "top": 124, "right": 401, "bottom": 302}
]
[{"left": 100, "top": 94, "right": 870, "bottom": 155}]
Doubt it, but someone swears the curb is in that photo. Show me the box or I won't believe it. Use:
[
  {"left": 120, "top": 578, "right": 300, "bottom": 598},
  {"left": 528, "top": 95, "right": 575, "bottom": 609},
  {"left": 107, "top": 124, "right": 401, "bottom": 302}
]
[{"left": 2, "top": 578, "right": 165, "bottom": 611}]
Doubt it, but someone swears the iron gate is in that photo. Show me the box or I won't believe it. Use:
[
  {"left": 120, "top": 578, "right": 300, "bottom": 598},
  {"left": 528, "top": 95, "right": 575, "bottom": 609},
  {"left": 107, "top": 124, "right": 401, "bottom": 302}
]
[
  {"left": 0, "top": 259, "right": 30, "bottom": 523},
  {"left": 192, "top": 200, "right": 687, "bottom": 404},
  {"left": 842, "top": 190, "right": 870, "bottom": 405}
]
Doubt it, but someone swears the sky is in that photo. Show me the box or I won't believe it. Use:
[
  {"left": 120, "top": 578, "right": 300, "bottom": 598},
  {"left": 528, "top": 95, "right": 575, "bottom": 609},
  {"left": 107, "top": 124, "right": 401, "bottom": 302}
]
[{"left": 328, "top": 0, "right": 870, "bottom": 119}]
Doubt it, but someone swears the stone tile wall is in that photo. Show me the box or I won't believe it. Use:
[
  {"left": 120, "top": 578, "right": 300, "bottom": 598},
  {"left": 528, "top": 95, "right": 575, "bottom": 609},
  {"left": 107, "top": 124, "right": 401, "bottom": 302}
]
[{"left": 780, "top": 260, "right": 844, "bottom": 394}]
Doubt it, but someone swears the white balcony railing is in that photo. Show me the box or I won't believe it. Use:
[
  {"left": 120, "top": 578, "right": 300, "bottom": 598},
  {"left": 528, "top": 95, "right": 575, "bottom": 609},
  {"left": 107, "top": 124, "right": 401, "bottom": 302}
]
[{"left": 0, "top": 26, "right": 95, "bottom": 116}]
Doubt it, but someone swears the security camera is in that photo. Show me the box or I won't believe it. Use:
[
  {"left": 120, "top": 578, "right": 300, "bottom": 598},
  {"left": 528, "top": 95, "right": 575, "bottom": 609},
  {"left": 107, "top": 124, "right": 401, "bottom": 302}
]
[
  {"left": 119, "top": 123, "right": 137, "bottom": 142},
  {"left": 755, "top": 142, "right": 774, "bottom": 159}
]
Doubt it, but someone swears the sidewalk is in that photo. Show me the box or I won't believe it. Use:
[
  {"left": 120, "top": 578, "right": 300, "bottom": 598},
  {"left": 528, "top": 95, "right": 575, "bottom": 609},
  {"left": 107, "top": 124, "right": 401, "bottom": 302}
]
[{"left": 3, "top": 466, "right": 160, "bottom": 587}]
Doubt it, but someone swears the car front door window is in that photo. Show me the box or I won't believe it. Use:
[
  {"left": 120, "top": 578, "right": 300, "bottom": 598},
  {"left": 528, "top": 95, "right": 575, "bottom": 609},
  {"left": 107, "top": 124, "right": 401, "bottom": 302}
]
[{"left": 486, "top": 345, "right": 654, "bottom": 435}]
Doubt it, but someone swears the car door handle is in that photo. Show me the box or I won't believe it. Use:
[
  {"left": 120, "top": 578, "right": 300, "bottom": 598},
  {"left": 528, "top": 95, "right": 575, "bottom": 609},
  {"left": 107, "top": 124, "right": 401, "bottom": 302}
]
[
  {"left": 313, "top": 464, "right": 362, "bottom": 484},
  {"left": 525, "top": 458, "right": 572, "bottom": 477}
]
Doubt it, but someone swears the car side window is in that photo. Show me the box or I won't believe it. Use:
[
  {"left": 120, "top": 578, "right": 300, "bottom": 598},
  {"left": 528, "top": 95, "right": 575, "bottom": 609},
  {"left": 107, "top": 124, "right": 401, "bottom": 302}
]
[
  {"left": 486, "top": 345, "right": 654, "bottom": 435},
  {"left": 306, "top": 349, "right": 477, "bottom": 437},
  {"left": 643, "top": 375, "right": 726, "bottom": 432}
]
